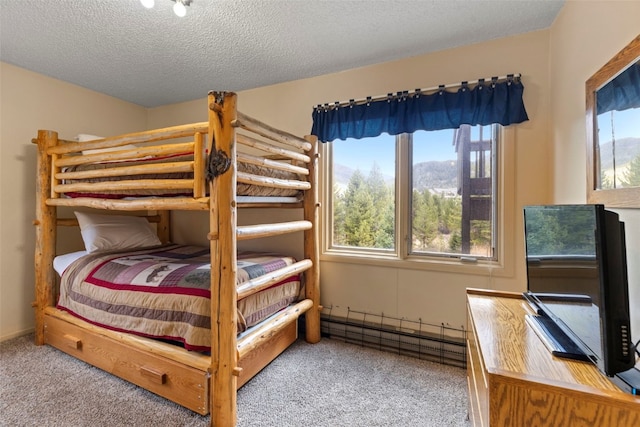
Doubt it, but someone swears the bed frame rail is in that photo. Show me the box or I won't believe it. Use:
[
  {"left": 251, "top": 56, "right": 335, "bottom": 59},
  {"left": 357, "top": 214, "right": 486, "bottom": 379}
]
[
  {"left": 36, "top": 119, "right": 312, "bottom": 211},
  {"left": 48, "top": 128, "right": 206, "bottom": 202},
  {"left": 46, "top": 123, "right": 209, "bottom": 155},
  {"left": 237, "top": 259, "right": 313, "bottom": 300}
]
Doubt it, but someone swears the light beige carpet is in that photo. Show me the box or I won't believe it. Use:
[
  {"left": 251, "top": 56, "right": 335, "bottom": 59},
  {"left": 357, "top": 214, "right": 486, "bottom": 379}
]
[{"left": 0, "top": 334, "right": 470, "bottom": 426}]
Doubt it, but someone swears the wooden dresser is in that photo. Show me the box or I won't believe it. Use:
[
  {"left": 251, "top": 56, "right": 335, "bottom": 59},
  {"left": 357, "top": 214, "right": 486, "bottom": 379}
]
[{"left": 466, "top": 288, "right": 640, "bottom": 427}]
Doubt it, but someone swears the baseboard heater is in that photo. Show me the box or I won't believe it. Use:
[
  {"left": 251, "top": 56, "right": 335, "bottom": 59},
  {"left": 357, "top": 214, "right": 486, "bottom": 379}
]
[{"left": 302, "top": 307, "right": 467, "bottom": 369}]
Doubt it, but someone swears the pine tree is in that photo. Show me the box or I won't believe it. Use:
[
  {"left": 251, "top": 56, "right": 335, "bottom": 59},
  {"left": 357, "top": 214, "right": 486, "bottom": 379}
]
[
  {"left": 366, "top": 163, "right": 394, "bottom": 248},
  {"left": 600, "top": 172, "right": 614, "bottom": 190},
  {"left": 332, "top": 184, "right": 347, "bottom": 245},
  {"left": 442, "top": 197, "right": 461, "bottom": 234},
  {"left": 343, "top": 170, "right": 376, "bottom": 247},
  {"left": 412, "top": 190, "right": 439, "bottom": 250},
  {"left": 470, "top": 220, "right": 492, "bottom": 253},
  {"left": 620, "top": 154, "right": 640, "bottom": 188},
  {"left": 449, "top": 230, "right": 462, "bottom": 252}
]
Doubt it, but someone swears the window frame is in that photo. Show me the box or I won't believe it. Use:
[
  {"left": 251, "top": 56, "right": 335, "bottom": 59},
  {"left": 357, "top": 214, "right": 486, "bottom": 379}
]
[{"left": 319, "top": 127, "right": 516, "bottom": 277}]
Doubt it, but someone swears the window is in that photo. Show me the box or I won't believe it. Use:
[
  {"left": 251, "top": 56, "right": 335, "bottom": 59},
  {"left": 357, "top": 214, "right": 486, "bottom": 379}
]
[{"left": 325, "top": 124, "right": 500, "bottom": 262}]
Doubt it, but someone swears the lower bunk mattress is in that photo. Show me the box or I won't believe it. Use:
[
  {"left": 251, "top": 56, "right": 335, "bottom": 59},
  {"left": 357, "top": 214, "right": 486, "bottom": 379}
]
[{"left": 56, "top": 244, "right": 302, "bottom": 352}]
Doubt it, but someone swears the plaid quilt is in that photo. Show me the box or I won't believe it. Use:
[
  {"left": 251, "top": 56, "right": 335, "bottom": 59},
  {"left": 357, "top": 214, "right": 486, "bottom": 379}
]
[{"left": 57, "top": 244, "right": 301, "bottom": 351}]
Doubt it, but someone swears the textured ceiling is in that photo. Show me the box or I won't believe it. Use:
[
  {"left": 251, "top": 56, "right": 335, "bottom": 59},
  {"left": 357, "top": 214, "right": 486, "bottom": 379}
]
[{"left": 0, "top": 0, "right": 564, "bottom": 108}]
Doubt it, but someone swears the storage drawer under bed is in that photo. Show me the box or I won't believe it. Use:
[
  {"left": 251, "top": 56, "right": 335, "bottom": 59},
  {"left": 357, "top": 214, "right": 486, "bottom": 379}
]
[{"left": 44, "top": 314, "right": 210, "bottom": 415}]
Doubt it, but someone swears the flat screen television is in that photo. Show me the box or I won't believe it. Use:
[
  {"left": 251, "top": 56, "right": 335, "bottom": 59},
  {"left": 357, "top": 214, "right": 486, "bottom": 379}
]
[{"left": 523, "top": 204, "right": 634, "bottom": 377}]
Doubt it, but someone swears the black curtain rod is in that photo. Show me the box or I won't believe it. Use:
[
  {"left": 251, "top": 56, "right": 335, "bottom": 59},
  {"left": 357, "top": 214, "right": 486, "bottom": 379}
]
[{"left": 316, "top": 73, "right": 522, "bottom": 110}]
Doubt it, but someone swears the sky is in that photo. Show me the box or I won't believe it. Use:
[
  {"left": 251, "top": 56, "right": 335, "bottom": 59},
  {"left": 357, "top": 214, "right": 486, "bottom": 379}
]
[
  {"left": 596, "top": 107, "right": 640, "bottom": 144},
  {"left": 333, "top": 108, "right": 639, "bottom": 178},
  {"left": 332, "top": 127, "right": 488, "bottom": 177}
]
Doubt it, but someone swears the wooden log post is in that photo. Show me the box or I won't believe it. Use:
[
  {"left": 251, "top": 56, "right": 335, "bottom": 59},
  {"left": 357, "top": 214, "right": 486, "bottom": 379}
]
[
  {"left": 236, "top": 133, "right": 311, "bottom": 163},
  {"left": 237, "top": 152, "right": 309, "bottom": 176},
  {"left": 33, "top": 130, "right": 58, "bottom": 345},
  {"left": 303, "top": 135, "right": 321, "bottom": 344},
  {"left": 157, "top": 210, "right": 171, "bottom": 244},
  {"left": 193, "top": 132, "right": 205, "bottom": 198},
  {"left": 56, "top": 160, "right": 194, "bottom": 181},
  {"left": 234, "top": 111, "right": 312, "bottom": 152},
  {"left": 236, "top": 171, "right": 310, "bottom": 191},
  {"left": 54, "top": 141, "right": 195, "bottom": 167},
  {"left": 46, "top": 196, "right": 210, "bottom": 211},
  {"left": 46, "top": 123, "right": 208, "bottom": 155},
  {"left": 208, "top": 91, "right": 239, "bottom": 427}
]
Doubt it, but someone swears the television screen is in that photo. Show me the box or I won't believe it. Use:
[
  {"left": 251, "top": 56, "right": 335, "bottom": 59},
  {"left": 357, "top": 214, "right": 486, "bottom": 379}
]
[{"left": 523, "top": 204, "right": 634, "bottom": 377}]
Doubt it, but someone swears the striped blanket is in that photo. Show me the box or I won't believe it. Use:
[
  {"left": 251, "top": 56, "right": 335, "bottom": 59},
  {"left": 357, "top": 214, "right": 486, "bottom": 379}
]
[
  {"left": 57, "top": 244, "right": 301, "bottom": 352},
  {"left": 63, "top": 156, "right": 302, "bottom": 199}
]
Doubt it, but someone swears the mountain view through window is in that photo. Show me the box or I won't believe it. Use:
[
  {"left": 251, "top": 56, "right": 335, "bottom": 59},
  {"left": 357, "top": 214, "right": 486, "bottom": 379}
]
[{"left": 330, "top": 124, "right": 499, "bottom": 259}]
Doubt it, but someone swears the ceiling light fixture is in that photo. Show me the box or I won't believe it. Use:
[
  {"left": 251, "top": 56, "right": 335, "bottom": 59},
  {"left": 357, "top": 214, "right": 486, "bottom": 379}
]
[
  {"left": 139, "top": 0, "right": 192, "bottom": 17},
  {"left": 172, "top": 0, "right": 192, "bottom": 17}
]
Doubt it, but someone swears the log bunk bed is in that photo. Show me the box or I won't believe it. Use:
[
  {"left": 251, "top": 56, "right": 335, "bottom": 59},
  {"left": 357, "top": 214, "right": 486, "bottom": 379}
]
[{"left": 33, "top": 91, "right": 321, "bottom": 426}]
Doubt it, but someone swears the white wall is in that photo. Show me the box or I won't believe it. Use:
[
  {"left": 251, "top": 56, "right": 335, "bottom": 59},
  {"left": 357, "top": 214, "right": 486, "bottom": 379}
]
[
  {"left": 0, "top": 63, "right": 147, "bottom": 340},
  {"left": 549, "top": 1, "right": 640, "bottom": 342}
]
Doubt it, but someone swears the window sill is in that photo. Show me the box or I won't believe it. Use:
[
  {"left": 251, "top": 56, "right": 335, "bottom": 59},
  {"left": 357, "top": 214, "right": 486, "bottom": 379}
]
[{"left": 320, "top": 250, "right": 512, "bottom": 277}]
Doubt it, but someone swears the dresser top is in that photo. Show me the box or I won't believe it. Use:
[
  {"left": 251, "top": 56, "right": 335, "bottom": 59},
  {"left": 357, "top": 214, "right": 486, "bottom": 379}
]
[{"left": 467, "top": 288, "right": 639, "bottom": 401}]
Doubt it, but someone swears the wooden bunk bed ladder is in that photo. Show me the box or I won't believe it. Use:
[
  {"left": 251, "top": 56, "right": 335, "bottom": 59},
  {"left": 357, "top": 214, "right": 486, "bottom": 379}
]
[{"left": 207, "top": 91, "right": 321, "bottom": 426}]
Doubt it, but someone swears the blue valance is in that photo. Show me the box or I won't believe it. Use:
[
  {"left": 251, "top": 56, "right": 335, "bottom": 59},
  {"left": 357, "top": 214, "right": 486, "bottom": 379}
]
[
  {"left": 596, "top": 62, "right": 640, "bottom": 115},
  {"left": 311, "top": 76, "right": 529, "bottom": 142}
]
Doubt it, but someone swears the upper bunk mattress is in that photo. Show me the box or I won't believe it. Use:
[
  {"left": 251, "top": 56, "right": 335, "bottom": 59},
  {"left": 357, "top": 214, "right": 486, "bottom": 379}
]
[
  {"left": 56, "top": 244, "right": 302, "bottom": 352},
  {"left": 62, "top": 155, "right": 303, "bottom": 199}
]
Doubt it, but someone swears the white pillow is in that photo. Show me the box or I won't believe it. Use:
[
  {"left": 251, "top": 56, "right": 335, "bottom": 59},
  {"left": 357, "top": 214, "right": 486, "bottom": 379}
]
[{"left": 74, "top": 211, "right": 162, "bottom": 253}]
